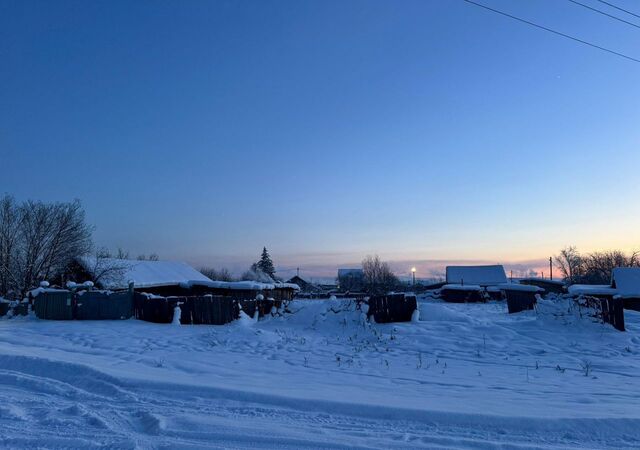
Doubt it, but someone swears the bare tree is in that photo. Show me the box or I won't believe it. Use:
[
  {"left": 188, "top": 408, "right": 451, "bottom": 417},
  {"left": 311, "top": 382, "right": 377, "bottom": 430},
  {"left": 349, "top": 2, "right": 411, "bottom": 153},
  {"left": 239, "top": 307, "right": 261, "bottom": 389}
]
[
  {"left": 362, "top": 255, "right": 399, "bottom": 294},
  {"left": 554, "top": 246, "right": 583, "bottom": 284},
  {"left": 83, "top": 247, "right": 129, "bottom": 287},
  {"left": 0, "top": 196, "right": 93, "bottom": 298},
  {"left": 0, "top": 195, "right": 20, "bottom": 297},
  {"left": 582, "top": 250, "right": 640, "bottom": 284},
  {"left": 200, "top": 266, "right": 235, "bottom": 282},
  {"left": 115, "top": 247, "right": 130, "bottom": 260},
  {"left": 555, "top": 246, "right": 640, "bottom": 285}
]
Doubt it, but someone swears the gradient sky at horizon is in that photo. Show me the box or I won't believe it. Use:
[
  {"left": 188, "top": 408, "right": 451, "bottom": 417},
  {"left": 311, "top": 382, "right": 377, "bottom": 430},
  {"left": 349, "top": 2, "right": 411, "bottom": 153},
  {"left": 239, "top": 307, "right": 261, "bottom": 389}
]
[{"left": 2, "top": 0, "right": 640, "bottom": 278}]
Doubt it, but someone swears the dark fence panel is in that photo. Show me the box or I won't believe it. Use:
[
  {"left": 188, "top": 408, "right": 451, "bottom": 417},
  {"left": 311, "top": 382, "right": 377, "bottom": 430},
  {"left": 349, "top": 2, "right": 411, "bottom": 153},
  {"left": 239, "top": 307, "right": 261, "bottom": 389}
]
[
  {"left": 505, "top": 290, "right": 537, "bottom": 314},
  {"left": 367, "top": 294, "right": 417, "bottom": 323},
  {"left": 238, "top": 298, "right": 281, "bottom": 319},
  {"left": 177, "top": 296, "right": 238, "bottom": 325},
  {"left": 599, "top": 297, "right": 625, "bottom": 332},
  {"left": 33, "top": 291, "right": 74, "bottom": 320},
  {"left": 441, "top": 288, "right": 486, "bottom": 303},
  {"left": 134, "top": 293, "right": 174, "bottom": 323},
  {"left": 76, "top": 291, "right": 133, "bottom": 320},
  {"left": 623, "top": 297, "right": 640, "bottom": 312},
  {"left": 580, "top": 296, "right": 625, "bottom": 332},
  {"left": 0, "top": 302, "right": 8, "bottom": 317},
  {"left": 134, "top": 294, "right": 242, "bottom": 325}
]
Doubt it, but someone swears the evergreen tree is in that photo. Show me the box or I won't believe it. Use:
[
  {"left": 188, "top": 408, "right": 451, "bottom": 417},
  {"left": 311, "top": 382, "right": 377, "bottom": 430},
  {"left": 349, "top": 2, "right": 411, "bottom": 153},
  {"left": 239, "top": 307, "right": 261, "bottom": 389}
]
[{"left": 256, "top": 247, "right": 276, "bottom": 279}]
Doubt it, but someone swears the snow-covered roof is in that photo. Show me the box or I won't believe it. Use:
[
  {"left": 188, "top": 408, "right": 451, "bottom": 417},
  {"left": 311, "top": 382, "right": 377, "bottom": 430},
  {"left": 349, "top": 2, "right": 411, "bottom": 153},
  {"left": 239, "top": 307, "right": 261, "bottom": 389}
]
[
  {"left": 611, "top": 267, "right": 640, "bottom": 297},
  {"left": 441, "top": 284, "right": 483, "bottom": 291},
  {"left": 445, "top": 265, "right": 507, "bottom": 286},
  {"left": 486, "top": 283, "right": 543, "bottom": 293},
  {"left": 567, "top": 284, "right": 618, "bottom": 296},
  {"left": 78, "top": 257, "right": 212, "bottom": 289},
  {"left": 77, "top": 257, "right": 299, "bottom": 291},
  {"left": 189, "top": 280, "right": 299, "bottom": 291}
]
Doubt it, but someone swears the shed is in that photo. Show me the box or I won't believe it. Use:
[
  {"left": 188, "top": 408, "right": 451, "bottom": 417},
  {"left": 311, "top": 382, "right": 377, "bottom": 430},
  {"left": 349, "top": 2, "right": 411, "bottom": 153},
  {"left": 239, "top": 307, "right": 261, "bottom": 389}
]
[
  {"left": 611, "top": 267, "right": 640, "bottom": 311},
  {"left": 445, "top": 265, "right": 507, "bottom": 286},
  {"left": 518, "top": 278, "right": 565, "bottom": 294},
  {"left": 440, "top": 284, "right": 486, "bottom": 303}
]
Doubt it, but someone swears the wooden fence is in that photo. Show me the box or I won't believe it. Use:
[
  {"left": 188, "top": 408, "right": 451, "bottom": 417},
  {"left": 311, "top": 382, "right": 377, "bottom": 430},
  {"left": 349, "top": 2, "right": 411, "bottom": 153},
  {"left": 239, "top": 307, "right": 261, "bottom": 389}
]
[
  {"left": 505, "top": 290, "right": 538, "bottom": 314},
  {"left": 133, "top": 294, "right": 283, "bottom": 325},
  {"left": 76, "top": 291, "right": 133, "bottom": 320},
  {"left": 367, "top": 294, "right": 417, "bottom": 323},
  {"left": 177, "top": 296, "right": 238, "bottom": 325},
  {"left": 580, "top": 296, "right": 625, "bottom": 332},
  {"left": 33, "top": 291, "right": 74, "bottom": 320},
  {"left": 32, "top": 290, "right": 133, "bottom": 320}
]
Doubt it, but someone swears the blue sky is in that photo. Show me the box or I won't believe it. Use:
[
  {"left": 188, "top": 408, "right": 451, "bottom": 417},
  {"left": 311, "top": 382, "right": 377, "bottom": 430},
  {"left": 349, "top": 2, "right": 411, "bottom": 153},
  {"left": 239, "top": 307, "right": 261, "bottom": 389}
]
[{"left": 2, "top": 0, "right": 639, "bottom": 278}]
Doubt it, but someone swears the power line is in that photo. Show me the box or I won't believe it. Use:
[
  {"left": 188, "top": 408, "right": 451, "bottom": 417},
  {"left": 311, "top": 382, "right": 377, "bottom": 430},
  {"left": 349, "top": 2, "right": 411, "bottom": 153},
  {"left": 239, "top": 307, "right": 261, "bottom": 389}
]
[
  {"left": 567, "top": 0, "right": 640, "bottom": 29},
  {"left": 595, "top": 0, "right": 640, "bottom": 20},
  {"left": 462, "top": 0, "right": 640, "bottom": 64}
]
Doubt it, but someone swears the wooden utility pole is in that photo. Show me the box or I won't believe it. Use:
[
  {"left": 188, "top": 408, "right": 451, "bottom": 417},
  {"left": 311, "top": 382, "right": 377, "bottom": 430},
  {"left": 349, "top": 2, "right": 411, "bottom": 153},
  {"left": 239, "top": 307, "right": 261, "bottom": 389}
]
[
  {"left": 296, "top": 267, "right": 300, "bottom": 277},
  {"left": 549, "top": 257, "right": 553, "bottom": 280}
]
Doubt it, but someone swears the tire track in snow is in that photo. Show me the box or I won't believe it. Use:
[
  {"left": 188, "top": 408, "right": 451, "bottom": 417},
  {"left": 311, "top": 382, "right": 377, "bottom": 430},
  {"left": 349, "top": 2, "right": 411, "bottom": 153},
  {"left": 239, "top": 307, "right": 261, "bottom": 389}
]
[{"left": 0, "top": 354, "right": 638, "bottom": 449}]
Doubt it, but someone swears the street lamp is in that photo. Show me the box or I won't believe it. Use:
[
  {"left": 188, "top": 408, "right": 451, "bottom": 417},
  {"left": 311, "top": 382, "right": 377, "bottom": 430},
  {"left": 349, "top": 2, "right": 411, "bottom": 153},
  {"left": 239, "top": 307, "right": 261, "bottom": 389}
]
[{"left": 411, "top": 267, "right": 416, "bottom": 286}]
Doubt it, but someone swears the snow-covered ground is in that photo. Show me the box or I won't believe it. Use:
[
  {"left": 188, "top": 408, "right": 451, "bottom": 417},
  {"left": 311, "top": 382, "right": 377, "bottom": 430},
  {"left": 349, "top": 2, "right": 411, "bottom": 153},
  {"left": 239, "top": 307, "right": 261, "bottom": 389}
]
[{"left": 1, "top": 297, "right": 640, "bottom": 449}]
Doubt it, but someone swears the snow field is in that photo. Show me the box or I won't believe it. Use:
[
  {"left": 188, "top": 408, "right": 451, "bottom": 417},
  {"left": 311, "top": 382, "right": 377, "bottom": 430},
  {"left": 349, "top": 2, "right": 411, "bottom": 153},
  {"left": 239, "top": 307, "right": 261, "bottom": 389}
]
[{"left": 0, "top": 297, "right": 639, "bottom": 449}]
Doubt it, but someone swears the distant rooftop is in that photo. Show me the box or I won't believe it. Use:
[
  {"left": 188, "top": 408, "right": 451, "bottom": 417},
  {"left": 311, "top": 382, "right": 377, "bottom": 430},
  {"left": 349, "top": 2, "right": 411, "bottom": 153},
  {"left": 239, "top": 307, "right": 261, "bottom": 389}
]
[
  {"left": 445, "top": 265, "right": 507, "bottom": 286},
  {"left": 338, "top": 268, "right": 363, "bottom": 277}
]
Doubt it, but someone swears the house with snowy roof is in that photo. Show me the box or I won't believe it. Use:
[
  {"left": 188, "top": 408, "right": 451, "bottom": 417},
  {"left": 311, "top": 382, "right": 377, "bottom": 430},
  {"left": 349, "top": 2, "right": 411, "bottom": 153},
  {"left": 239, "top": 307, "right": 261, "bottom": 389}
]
[{"left": 63, "top": 257, "right": 299, "bottom": 300}]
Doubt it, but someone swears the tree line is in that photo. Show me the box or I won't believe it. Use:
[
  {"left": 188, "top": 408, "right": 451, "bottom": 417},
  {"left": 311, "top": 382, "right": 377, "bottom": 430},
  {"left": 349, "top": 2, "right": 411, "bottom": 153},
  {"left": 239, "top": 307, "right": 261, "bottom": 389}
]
[{"left": 555, "top": 246, "right": 640, "bottom": 285}]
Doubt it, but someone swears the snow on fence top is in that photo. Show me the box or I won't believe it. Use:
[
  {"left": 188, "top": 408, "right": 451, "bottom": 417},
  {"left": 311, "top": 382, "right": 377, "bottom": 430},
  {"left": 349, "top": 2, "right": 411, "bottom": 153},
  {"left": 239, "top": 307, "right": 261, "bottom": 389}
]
[
  {"left": 486, "top": 283, "right": 543, "bottom": 293},
  {"left": 611, "top": 267, "right": 640, "bottom": 298},
  {"left": 441, "top": 284, "right": 482, "bottom": 291},
  {"left": 78, "top": 257, "right": 299, "bottom": 291},
  {"left": 445, "top": 265, "right": 507, "bottom": 286},
  {"left": 567, "top": 284, "right": 618, "bottom": 296}
]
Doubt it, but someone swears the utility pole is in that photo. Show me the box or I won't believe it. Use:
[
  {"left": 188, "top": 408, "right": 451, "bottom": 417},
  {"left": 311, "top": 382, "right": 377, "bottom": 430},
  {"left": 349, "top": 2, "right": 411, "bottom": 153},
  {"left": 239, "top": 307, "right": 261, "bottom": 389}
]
[
  {"left": 296, "top": 267, "right": 300, "bottom": 277},
  {"left": 549, "top": 257, "right": 553, "bottom": 280}
]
